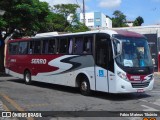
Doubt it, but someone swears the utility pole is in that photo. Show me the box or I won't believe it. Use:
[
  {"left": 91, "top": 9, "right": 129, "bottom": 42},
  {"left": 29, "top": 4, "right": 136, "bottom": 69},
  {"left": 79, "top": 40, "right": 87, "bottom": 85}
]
[{"left": 83, "top": 0, "right": 85, "bottom": 25}]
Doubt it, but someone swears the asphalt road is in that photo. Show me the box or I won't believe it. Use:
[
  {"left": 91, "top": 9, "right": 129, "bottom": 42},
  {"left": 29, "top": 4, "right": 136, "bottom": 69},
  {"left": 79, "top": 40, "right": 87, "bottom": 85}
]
[{"left": 0, "top": 74, "right": 160, "bottom": 120}]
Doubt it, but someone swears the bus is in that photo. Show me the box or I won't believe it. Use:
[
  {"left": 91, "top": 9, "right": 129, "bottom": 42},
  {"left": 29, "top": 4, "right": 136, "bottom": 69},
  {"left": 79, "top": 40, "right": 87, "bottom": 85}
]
[
  {"left": 4, "top": 30, "right": 154, "bottom": 95},
  {"left": 158, "top": 52, "right": 160, "bottom": 72}
]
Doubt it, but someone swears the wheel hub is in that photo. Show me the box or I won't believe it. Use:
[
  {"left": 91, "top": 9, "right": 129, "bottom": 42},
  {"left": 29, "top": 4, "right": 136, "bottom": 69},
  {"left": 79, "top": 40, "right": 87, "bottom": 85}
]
[{"left": 81, "top": 81, "right": 87, "bottom": 91}]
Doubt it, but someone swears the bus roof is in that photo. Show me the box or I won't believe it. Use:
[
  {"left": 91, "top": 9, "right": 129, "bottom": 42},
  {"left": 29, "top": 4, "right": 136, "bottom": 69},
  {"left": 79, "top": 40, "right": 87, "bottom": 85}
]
[
  {"left": 7, "top": 29, "right": 145, "bottom": 43},
  {"left": 43, "top": 29, "right": 145, "bottom": 38}
]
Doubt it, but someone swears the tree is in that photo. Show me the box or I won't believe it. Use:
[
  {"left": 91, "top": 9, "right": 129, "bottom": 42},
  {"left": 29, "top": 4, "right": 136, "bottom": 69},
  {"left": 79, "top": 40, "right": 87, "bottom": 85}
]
[
  {"left": 53, "top": 4, "right": 79, "bottom": 20},
  {"left": 0, "top": 0, "right": 51, "bottom": 36},
  {"left": 42, "top": 12, "right": 67, "bottom": 32},
  {"left": 66, "top": 22, "right": 89, "bottom": 32},
  {"left": 133, "top": 16, "right": 144, "bottom": 26},
  {"left": 53, "top": 4, "right": 79, "bottom": 28},
  {"left": 53, "top": 4, "right": 89, "bottom": 32},
  {"left": 112, "top": 10, "right": 128, "bottom": 27},
  {"left": 0, "top": 0, "right": 51, "bottom": 72}
]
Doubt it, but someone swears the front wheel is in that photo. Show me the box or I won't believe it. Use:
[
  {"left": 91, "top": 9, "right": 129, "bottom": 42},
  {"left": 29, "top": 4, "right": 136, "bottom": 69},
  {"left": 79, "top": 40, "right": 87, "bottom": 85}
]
[
  {"left": 80, "top": 79, "right": 91, "bottom": 96},
  {"left": 24, "top": 71, "right": 32, "bottom": 85}
]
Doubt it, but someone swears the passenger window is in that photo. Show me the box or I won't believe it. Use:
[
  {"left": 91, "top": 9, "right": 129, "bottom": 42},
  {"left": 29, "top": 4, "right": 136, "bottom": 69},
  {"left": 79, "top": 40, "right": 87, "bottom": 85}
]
[
  {"left": 68, "top": 38, "right": 73, "bottom": 54},
  {"left": 83, "top": 36, "right": 93, "bottom": 54},
  {"left": 48, "top": 39, "right": 56, "bottom": 54},
  {"left": 19, "top": 42, "right": 28, "bottom": 54},
  {"left": 34, "top": 41, "right": 41, "bottom": 54},
  {"left": 58, "top": 38, "right": 68, "bottom": 54},
  {"left": 9, "top": 42, "right": 19, "bottom": 55},
  {"left": 42, "top": 40, "right": 49, "bottom": 54},
  {"left": 74, "top": 37, "right": 83, "bottom": 54},
  {"left": 28, "top": 41, "right": 34, "bottom": 54},
  {"left": 74, "top": 35, "right": 93, "bottom": 54}
]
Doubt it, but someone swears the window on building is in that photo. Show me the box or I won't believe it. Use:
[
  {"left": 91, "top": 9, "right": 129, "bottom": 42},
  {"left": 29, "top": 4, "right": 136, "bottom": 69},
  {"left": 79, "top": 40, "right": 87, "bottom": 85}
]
[
  {"left": 19, "top": 42, "right": 28, "bottom": 54},
  {"left": 81, "top": 19, "right": 86, "bottom": 23},
  {"left": 95, "top": 18, "right": 100, "bottom": 22},
  {"left": 88, "top": 26, "right": 93, "bottom": 28},
  {"left": 88, "top": 19, "right": 94, "bottom": 23}
]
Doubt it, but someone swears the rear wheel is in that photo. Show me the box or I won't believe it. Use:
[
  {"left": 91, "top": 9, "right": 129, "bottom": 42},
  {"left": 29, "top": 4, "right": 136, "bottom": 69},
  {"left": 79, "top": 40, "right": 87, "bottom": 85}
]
[
  {"left": 24, "top": 71, "right": 32, "bottom": 85},
  {"left": 80, "top": 78, "right": 91, "bottom": 96}
]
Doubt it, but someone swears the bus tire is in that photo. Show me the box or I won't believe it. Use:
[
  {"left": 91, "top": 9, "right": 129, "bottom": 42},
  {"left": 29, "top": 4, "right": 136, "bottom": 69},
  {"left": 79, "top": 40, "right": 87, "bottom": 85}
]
[
  {"left": 24, "top": 71, "right": 32, "bottom": 85},
  {"left": 80, "top": 78, "right": 91, "bottom": 96}
]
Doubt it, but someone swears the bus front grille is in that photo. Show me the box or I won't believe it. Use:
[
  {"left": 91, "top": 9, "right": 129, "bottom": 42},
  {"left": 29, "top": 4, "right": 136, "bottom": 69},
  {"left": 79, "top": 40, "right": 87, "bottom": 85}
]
[{"left": 131, "top": 82, "right": 150, "bottom": 88}]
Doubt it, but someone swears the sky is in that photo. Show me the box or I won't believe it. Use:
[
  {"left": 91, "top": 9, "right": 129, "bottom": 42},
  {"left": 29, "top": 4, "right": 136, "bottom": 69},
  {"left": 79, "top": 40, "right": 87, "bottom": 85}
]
[{"left": 40, "top": 0, "right": 160, "bottom": 26}]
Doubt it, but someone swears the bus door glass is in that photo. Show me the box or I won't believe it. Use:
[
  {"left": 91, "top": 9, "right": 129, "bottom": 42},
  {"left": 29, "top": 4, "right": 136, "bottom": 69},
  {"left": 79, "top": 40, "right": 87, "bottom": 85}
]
[{"left": 95, "top": 33, "right": 113, "bottom": 92}]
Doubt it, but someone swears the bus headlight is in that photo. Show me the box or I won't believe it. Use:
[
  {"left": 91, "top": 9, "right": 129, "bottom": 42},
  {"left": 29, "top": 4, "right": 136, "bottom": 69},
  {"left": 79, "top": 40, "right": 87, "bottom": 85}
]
[{"left": 117, "top": 71, "right": 128, "bottom": 81}]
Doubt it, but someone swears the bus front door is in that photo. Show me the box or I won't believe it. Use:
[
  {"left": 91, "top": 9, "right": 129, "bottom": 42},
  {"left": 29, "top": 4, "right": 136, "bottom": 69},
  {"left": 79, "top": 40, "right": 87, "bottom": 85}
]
[{"left": 95, "top": 37, "right": 109, "bottom": 92}]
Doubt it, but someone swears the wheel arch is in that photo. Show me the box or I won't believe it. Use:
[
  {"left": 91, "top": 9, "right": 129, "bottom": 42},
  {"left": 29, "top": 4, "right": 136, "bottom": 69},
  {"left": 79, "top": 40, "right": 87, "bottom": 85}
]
[
  {"left": 23, "top": 68, "right": 31, "bottom": 75},
  {"left": 75, "top": 72, "right": 90, "bottom": 88}
]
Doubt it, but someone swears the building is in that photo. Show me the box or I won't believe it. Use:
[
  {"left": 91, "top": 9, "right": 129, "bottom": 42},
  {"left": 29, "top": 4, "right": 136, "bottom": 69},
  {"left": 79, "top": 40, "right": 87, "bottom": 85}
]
[
  {"left": 67, "top": 12, "right": 112, "bottom": 29},
  {"left": 125, "top": 20, "right": 134, "bottom": 27}
]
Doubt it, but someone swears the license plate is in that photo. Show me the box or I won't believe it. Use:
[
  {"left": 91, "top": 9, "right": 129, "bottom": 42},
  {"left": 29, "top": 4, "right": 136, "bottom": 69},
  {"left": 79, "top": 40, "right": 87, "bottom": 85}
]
[{"left": 137, "top": 89, "right": 144, "bottom": 93}]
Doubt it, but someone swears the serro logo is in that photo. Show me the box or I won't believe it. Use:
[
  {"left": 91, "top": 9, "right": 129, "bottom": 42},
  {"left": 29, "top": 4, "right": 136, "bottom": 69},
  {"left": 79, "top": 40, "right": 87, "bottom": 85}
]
[{"left": 31, "top": 59, "right": 47, "bottom": 64}]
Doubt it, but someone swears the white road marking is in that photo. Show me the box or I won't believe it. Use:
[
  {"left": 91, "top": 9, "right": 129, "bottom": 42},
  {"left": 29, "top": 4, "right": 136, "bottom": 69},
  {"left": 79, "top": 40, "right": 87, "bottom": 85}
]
[
  {"left": 141, "top": 105, "right": 159, "bottom": 111},
  {"left": 139, "top": 99, "right": 148, "bottom": 102},
  {"left": 153, "top": 99, "right": 160, "bottom": 107},
  {"left": 151, "top": 90, "right": 160, "bottom": 93},
  {"left": 0, "top": 101, "right": 3, "bottom": 111}
]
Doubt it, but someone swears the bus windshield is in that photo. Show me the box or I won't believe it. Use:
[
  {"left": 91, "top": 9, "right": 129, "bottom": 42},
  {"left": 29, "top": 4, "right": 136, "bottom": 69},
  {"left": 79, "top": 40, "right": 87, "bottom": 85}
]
[{"left": 115, "top": 37, "right": 153, "bottom": 67}]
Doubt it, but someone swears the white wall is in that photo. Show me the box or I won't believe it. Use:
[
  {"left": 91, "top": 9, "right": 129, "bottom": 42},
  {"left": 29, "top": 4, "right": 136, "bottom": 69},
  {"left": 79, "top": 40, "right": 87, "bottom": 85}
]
[
  {"left": 101, "top": 13, "right": 106, "bottom": 28},
  {"left": 106, "top": 18, "right": 112, "bottom": 28},
  {"left": 84, "top": 13, "right": 94, "bottom": 27}
]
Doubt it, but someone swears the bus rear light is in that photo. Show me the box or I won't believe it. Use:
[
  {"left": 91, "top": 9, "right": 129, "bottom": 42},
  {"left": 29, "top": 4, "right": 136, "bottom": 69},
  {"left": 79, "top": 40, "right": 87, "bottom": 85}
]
[{"left": 117, "top": 71, "right": 128, "bottom": 81}]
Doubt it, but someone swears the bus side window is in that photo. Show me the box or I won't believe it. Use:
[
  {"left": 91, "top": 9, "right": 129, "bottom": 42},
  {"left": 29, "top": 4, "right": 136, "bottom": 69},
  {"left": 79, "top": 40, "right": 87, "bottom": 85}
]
[
  {"left": 83, "top": 36, "right": 93, "bottom": 54},
  {"left": 34, "top": 41, "right": 41, "bottom": 54},
  {"left": 19, "top": 42, "right": 28, "bottom": 54},
  {"left": 74, "top": 37, "right": 83, "bottom": 54},
  {"left": 68, "top": 38, "right": 73, "bottom": 54},
  {"left": 42, "top": 40, "right": 49, "bottom": 54},
  {"left": 29, "top": 41, "right": 34, "bottom": 54},
  {"left": 48, "top": 39, "right": 55, "bottom": 54},
  {"left": 58, "top": 38, "right": 68, "bottom": 54},
  {"left": 9, "top": 42, "right": 19, "bottom": 55}
]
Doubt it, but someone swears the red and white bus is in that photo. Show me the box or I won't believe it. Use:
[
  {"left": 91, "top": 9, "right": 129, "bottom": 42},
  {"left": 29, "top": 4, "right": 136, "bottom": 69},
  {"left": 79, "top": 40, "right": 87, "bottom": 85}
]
[{"left": 5, "top": 30, "right": 154, "bottom": 95}]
